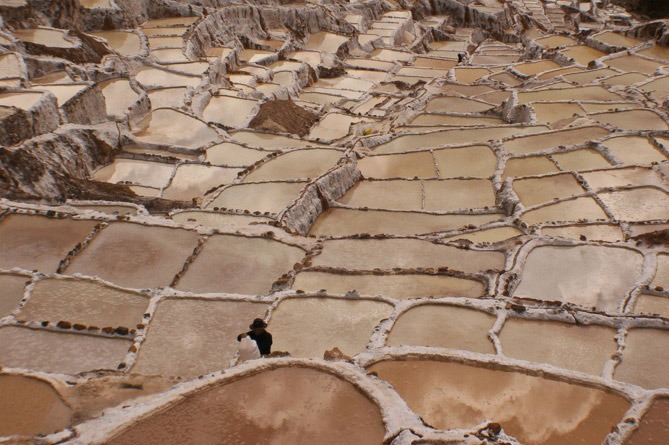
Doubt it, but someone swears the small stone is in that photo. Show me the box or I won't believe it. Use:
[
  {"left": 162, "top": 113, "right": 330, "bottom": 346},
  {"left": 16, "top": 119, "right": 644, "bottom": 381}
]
[
  {"left": 115, "top": 326, "right": 130, "bottom": 335},
  {"left": 56, "top": 321, "right": 72, "bottom": 329},
  {"left": 72, "top": 323, "right": 86, "bottom": 331}
]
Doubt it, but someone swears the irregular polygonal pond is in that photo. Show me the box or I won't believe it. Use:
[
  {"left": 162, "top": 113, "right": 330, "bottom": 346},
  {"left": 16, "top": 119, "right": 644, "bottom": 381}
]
[
  {"left": 0, "top": 215, "right": 97, "bottom": 273},
  {"left": 499, "top": 318, "right": 617, "bottom": 374},
  {"left": 292, "top": 271, "right": 485, "bottom": 299},
  {"left": 107, "top": 367, "right": 385, "bottom": 445},
  {"left": 513, "top": 245, "right": 643, "bottom": 311},
  {"left": 17, "top": 277, "right": 148, "bottom": 328},
  {"left": 626, "top": 397, "right": 669, "bottom": 444},
  {"left": 244, "top": 149, "right": 342, "bottom": 181},
  {"left": 206, "top": 182, "right": 305, "bottom": 214},
  {"left": 0, "top": 374, "right": 72, "bottom": 437},
  {"left": 598, "top": 188, "right": 669, "bottom": 222},
  {"left": 93, "top": 159, "right": 175, "bottom": 189},
  {"left": 358, "top": 152, "right": 437, "bottom": 179},
  {"left": 521, "top": 197, "right": 608, "bottom": 225},
  {"left": 175, "top": 234, "right": 305, "bottom": 295},
  {"left": 615, "top": 328, "right": 669, "bottom": 389},
  {"left": 269, "top": 297, "right": 393, "bottom": 357},
  {"left": 513, "top": 173, "right": 585, "bottom": 207},
  {"left": 66, "top": 223, "right": 199, "bottom": 289},
  {"left": 0, "top": 326, "right": 131, "bottom": 374},
  {"left": 133, "top": 298, "right": 269, "bottom": 378},
  {"left": 368, "top": 359, "right": 630, "bottom": 444},
  {"left": 132, "top": 109, "right": 219, "bottom": 150},
  {"left": 313, "top": 238, "right": 505, "bottom": 274},
  {"left": 387, "top": 304, "right": 496, "bottom": 353},
  {"left": 0, "top": 273, "right": 27, "bottom": 317},
  {"left": 162, "top": 165, "right": 238, "bottom": 201},
  {"left": 309, "top": 208, "right": 502, "bottom": 236}
]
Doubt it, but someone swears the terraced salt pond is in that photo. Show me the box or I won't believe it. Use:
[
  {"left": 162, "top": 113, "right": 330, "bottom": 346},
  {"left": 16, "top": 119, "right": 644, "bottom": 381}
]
[
  {"left": 292, "top": 272, "right": 485, "bottom": 299},
  {"left": 269, "top": 297, "right": 393, "bottom": 357},
  {"left": 0, "top": 375, "right": 72, "bottom": 437},
  {"left": 369, "top": 359, "right": 630, "bottom": 444},
  {"left": 107, "top": 367, "right": 385, "bottom": 445},
  {"left": 514, "top": 245, "right": 643, "bottom": 311}
]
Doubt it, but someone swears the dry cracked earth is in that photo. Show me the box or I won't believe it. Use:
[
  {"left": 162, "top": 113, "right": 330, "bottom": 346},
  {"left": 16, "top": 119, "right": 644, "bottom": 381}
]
[{"left": 0, "top": 0, "right": 668, "bottom": 444}]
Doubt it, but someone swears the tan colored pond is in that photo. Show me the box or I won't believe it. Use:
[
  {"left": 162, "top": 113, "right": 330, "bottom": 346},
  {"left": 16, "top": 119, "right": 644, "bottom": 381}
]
[
  {"left": 0, "top": 274, "right": 26, "bottom": 317},
  {"left": 598, "top": 188, "right": 669, "bottom": 222},
  {"left": 562, "top": 68, "right": 618, "bottom": 84},
  {"left": 93, "top": 159, "right": 175, "bottom": 188},
  {"left": 453, "top": 67, "right": 493, "bottom": 83},
  {"left": 147, "top": 35, "right": 183, "bottom": 49},
  {"left": 313, "top": 238, "right": 505, "bottom": 274},
  {"left": 633, "top": 294, "right": 669, "bottom": 319},
  {"left": 592, "top": 109, "right": 668, "bottom": 131},
  {"left": 162, "top": 165, "right": 238, "bottom": 201},
  {"left": 358, "top": 152, "right": 437, "bottom": 178},
  {"left": 132, "top": 109, "right": 219, "bottom": 150},
  {"left": 147, "top": 86, "right": 188, "bottom": 108},
  {"left": 615, "top": 328, "right": 669, "bottom": 389},
  {"left": 522, "top": 197, "right": 608, "bottom": 225},
  {"left": 269, "top": 297, "right": 393, "bottom": 357},
  {"left": 142, "top": 17, "right": 197, "bottom": 28},
  {"left": 133, "top": 298, "right": 269, "bottom": 378},
  {"left": 602, "top": 72, "right": 648, "bottom": 86},
  {"left": 305, "top": 31, "right": 349, "bottom": 53},
  {"left": 518, "top": 86, "right": 621, "bottom": 104},
  {"left": 206, "top": 182, "right": 305, "bottom": 214},
  {"left": 292, "top": 271, "right": 484, "bottom": 299},
  {"left": 205, "top": 142, "right": 269, "bottom": 166},
  {"left": 0, "top": 326, "right": 131, "bottom": 374},
  {"left": 425, "top": 96, "right": 494, "bottom": 113},
  {"left": 504, "top": 126, "right": 610, "bottom": 154},
  {"left": 0, "top": 374, "right": 72, "bottom": 437},
  {"left": 90, "top": 31, "right": 142, "bottom": 56},
  {"left": 514, "top": 60, "right": 562, "bottom": 76},
  {"left": 231, "top": 130, "right": 318, "bottom": 148},
  {"left": 14, "top": 27, "right": 77, "bottom": 48},
  {"left": 606, "top": 55, "right": 663, "bottom": 74},
  {"left": 202, "top": 95, "right": 257, "bottom": 129},
  {"left": 376, "top": 126, "right": 544, "bottom": 153},
  {"left": 175, "top": 234, "right": 305, "bottom": 295},
  {"left": 592, "top": 31, "right": 643, "bottom": 48},
  {"left": 99, "top": 78, "right": 140, "bottom": 118},
  {"left": 310, "top": 208, "right": 501, "bottom": 236},
  {"left": 534, "top": 35, "right": 577, "bottom": 48},
  {"left": 513, "top": 173, "right": 585, "bottom": 207},
  {"left": 134, "top": 66, "right": 200, "bottom": 89},
  {"left": 371, "top": 48, "right": 414, "bottom": 63},
  {"left": 108, "top": 367, "right": 385, "bottom": 445},
  {"left": 245, "top": 149, "right": 342, "bottom": 181},
  {"left": 18, "top": 277, "right": 148, "bottom": 328},
  {"left": 580, "top": 167, "right": 664, "bottom": 189},
  {"left": 171, "top": 211, "right": 271, "bottom": 230},
  {"left": 559, "top": 45, "right": 607, "bottom": 65},
  {"left": 425, "top": 179, "right": 496, "bottom": 210},
  {"left": 0, "top": 215, "right": 96, "bottom": 273},
  {"left": 551, "top": 149, "right": 611, "bottom": 171},
  {"left": 626, "top": 398, "right": 669, "bottom": 444},
  {"left": 29, "top": 83, "right": 86, "bottom": 106},
  {"left": 531, "top": 102, "right": 583, "bottom": 125},
  {"left": 513, "top": 245, "right": 642, "bottom": 311},
  {"left": 388, "top": 305, "right": 495, "bottom": 353},
  {"left": 442, "top": 226, "right": 523, "bottom": 243},
  {"left": 541, "top": 224, "right": 623, "bottom": 242},
  {"left": 309, "top": 113, "right": 366, "bottom": 141},
  {"left": 500, "top": 318, "right": 617, "bottom": 374},
  {"left": 338, "top": 180, "right": 421, "bottom": 210},
  {"left": 433, "top": 145, "right": 497, "bottom": 178},
  {"left": 409, "top": 114, "right": 504, "bottom": 126},
  {"left": 150, "top": 48, "right": 188, "bottom": 63},
  {"left": 66, "top": 223, "right": 199, "bottom": 289},
  {"left": 503, "top": 156, "right": 559, "bottom": 179},
  {"left": 637, "top": 44, "right": 669, "bottom": 61},
  {"left": 369, "top": 359, "right": 629, "bottom": 444}
]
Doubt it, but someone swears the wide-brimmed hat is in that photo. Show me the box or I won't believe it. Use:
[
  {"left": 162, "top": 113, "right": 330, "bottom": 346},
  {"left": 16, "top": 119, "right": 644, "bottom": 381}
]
[{"left": 249, "top": 318, "right": 267, "bottom": 330}]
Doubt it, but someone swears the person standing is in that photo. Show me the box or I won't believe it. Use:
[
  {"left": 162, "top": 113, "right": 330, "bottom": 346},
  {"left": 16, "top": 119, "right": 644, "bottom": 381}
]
[{"left": 237, "top": 318, "right": 273, "bottom": 355}]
